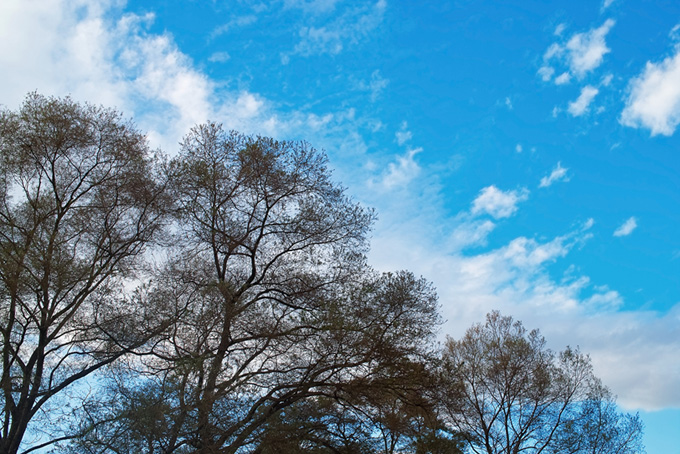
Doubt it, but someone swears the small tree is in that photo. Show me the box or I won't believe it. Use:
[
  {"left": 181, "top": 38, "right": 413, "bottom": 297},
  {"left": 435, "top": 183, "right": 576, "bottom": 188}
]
[
  {"left": 0, "top": 93, "right": 168, "bottom": 454},
  {"left": 440, "top": 311, "right": 644, "bottom": 454}
]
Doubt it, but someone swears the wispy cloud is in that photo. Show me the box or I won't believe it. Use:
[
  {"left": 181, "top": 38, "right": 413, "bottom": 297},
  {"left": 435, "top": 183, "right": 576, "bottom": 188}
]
[
  {"left": 584, "top": 286, "right": 623, "bottom": 310},
  {"left": 395, "top": 121, "right": 412, "bottom": 145},
  {"left": 210, "top": 15, "right": 257, "bottom": 39},
  {"left": 614, "top": 217, "right": 638, "bottom": 237},
  {"left": 291, "top": 0, "right": 386, "bottom": 57},
  {"left": 378, "top": 147, "right": 423, "bottom": 190},
  {"left": 538, "top": 66, "right": 555, "bottom": 82},
  {"left": 471, "top": 186, "right": 529, "bottom": 219},
  {"left": 555, "top": 72, "right": 571, "bottom": 85},
  {"left": 621, "top": 47, "right": 680, "bottom": 136},
  {"left": 602, "top": 0, "right": 616, "bottom": 10},
  {"left": 208, "top": 51, "right": 230, "bottom": 63},
  {"left": 540, "top": 19, "right": 615, "bottom": 83},
  {"left": 351, "top": 69, "right": 389, "bottom": 102},
  {"left": 367, "top": 69, "right": 389, "bottom": 101},
  {"left": 539, "top": 162, "right": 570, "bottom": 187},
  {"left": 448, "top": 219, "right": 496, "bottom": 251},
  {"left": 568, "top": 85, "right": 599, "bottom": 116}
]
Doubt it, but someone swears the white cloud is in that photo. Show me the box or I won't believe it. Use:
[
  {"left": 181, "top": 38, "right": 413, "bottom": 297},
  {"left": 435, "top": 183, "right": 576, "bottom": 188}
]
[
  {"left": 554, "top": 23, "right": 566, "bottom": 36},
  {"left": 369, "top": 204, "right": 679, "bottom": 411},
  {"left": 565, "top": 19, "right": 615, "bottom": 77},
  {"left": 555, "top": 72, "right": 571, "bottom": 85},
  {"left": 0, "top": 0, "right": 381, "bottom": 155},
  {"left": 471, "top": 186, "right": 529, "bottom": 219},
  {"left": 614, "top": 217, "right": 638, "bottom": 237},
  {"left": 583, "top": 306, "right": 680, "bottom": 410},
  {"left": 502, "top": 234, "right": 575, "bottom": 269},
  {"left": 621, "top": 48, "right": 680, "bottom": 136},
  {"left": 541, "top": 20, "right": 615, "bottom": 83},
  {"left": 515, "top": 143, "right": 523, "bottom": 153},
  {"left": 305, "top": 112, "right": 334, "bottom": 130},
  {"left": 671, "top": 24, "right": 680, "bottom": 41},
  {"left": 449, "top": 220, "right": 496, "bottom": 251},
  {"left": 584, "top": 287, "right": 623, "bottom": 310},
  {"left": 538, "top": 65, "right": 555, "bottom": 82},
  {"left": 602, "top": 0, "right": 616, "bottom": 10},
  {"left": 378, "top": 147, "right": 423, "bottom": 190},
  {"left": 568, "top": 85, "right": 599, "bottom": 116},
  {"left": 0, "top": 0, "right": 284, "bottom": 153},
  {"left": 539, "top": 162, "right": 570, "bottom": 187},
  {"left": 544, "top": 42, "right": 562, "bottom": 60},
  {"left": 0, "top": 0, "right": 127, "bottom": 109}
]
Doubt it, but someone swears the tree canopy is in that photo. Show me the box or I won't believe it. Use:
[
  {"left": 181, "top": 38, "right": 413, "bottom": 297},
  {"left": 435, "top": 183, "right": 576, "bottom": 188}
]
[
  {"left": 440, "top": 311, "right": 645, "bottom": 454},
  {"left": 0, "top": 94, "right": 645, "bottom": 454}
]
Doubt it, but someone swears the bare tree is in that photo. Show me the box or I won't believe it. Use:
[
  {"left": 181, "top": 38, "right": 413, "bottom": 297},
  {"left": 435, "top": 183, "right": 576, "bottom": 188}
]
[
  {"left": 440, "top": 311, "right": 644, "bottom": 454},
  {"left": 0, "top": 93, "right": 168, "bottom": 454},
  {"left": 66, "top": 124, "right": 441, "bottom": 454}
]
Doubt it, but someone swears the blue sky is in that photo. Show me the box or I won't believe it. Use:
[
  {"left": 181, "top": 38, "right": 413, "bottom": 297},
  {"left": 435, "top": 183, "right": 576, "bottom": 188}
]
[{"left": 1, "top": 0, "right": 679, "bottom": 451}]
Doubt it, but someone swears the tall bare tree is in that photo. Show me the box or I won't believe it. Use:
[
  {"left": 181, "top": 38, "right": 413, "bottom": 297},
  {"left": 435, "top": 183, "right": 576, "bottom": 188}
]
[
  {"left": 66, "top": 125, "right": 441, "bottom": 454},
  {"left": 0, "top": 94, "right": 168, "bottom": 454},
  {"left": 440, "top": 311, "right": 644, "bottom": 454}
]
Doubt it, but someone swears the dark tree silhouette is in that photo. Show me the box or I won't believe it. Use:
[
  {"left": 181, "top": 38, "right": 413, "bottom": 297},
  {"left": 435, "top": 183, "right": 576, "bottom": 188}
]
[{"left": 0, "top": 94, "right": 169, "bottom": 454}]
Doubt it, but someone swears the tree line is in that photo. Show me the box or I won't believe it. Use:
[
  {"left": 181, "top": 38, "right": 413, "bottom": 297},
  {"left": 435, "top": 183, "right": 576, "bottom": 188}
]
[{"left": 0, "top": 94, "right": 644, "bottom": 454}]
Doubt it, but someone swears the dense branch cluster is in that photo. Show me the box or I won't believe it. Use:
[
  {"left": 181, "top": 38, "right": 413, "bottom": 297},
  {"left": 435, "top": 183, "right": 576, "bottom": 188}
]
[{"left": 0, "top": 95, "right": 644, "bottom": 454}]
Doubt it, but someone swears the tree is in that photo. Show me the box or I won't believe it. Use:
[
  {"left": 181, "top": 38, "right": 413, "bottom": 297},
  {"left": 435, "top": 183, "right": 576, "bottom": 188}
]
[
  {"left": 0, "top": 94, "right": 169, "bottom": 454},
  {"left": 65, "top": 124, "right": 442, "bottom": 454},
  {"left": 440, "top": 311, "right": 644, "bottom": 454},
  {"left": 551, "top": 393, "right": 645, "bottom": 454}
]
